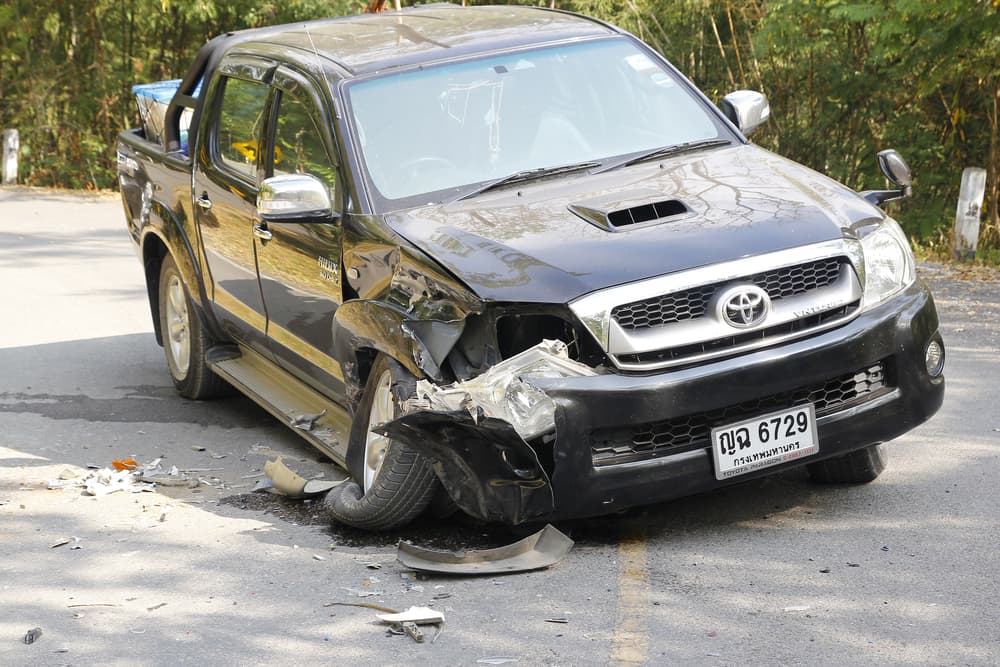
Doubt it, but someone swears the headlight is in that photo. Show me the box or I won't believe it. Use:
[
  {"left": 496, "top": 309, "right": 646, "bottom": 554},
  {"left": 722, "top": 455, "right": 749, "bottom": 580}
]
[{"left": 860, "top": 217, "right": 915, "bottom": 308}]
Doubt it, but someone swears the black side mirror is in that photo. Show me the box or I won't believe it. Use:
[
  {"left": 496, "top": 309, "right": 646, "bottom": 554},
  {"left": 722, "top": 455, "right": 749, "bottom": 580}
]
[{"left": 861, "top": 149, "right": 913, "bottom": 206}]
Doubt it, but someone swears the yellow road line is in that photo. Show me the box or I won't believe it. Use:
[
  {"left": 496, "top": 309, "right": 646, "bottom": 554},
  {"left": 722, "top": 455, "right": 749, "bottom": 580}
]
[{"left": 609, "top": 527, "right": 650, "bottom": 666}]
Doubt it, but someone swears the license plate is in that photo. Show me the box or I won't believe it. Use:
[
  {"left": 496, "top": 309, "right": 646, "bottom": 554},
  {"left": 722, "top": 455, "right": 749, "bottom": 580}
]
[{"left": 711, "top": 404, "right": 819, "bottom": 480}]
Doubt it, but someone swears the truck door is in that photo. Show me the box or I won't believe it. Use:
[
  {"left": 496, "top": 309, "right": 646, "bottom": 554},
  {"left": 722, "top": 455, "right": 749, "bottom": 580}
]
[
  {"left": 192, "top": 58, "right": 274, "bottom": 354},
  {"left": 255, "top": 67, "right": 346, "bottom": 400}
]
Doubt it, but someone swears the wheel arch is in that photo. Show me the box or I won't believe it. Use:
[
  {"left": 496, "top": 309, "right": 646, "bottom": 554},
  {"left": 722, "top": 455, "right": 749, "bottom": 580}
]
[{"left": 140, "top": 201, "right": 220, "bottom": 346}]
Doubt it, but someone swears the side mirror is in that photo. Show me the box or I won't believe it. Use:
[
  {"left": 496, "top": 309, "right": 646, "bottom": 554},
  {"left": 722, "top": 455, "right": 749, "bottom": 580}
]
[
  {"left": 721, "top": 90, "right": 770, "bottom": 136},
  {"left": 861, "top": 149, "right": 913, "bottom": 206},
  {"left": 257, "top": 173, "right": 333, "bottom": 222}
]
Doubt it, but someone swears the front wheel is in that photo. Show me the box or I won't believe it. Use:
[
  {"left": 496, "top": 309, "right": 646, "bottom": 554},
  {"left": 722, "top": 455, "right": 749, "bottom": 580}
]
[
  {"left": 807, "top": 444, "right": 887, "bottom": 484},
  {"left": 324, "top": 355, "right": 438, "bottom": 530},
  {"left": 158, "top": 255, "right": 228, "bottom": 399}
]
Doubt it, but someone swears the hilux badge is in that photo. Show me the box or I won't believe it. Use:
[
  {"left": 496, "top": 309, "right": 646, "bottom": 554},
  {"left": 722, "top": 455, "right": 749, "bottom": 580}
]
[{"left": 719, "top": 285, "right": 770, "bottom": 328}]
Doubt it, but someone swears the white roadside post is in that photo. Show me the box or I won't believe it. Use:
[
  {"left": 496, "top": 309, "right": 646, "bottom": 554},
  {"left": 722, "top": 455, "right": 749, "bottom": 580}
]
[
  {"left": 2, "top": 129, "right": 18, "bottom": 185},
  {"left": 954, "top": 167, "right": 986, "bottom": 261}
]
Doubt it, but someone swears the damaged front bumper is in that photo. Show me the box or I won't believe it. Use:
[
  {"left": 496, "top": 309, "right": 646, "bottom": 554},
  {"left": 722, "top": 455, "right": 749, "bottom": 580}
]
[
  {"left": 379, "top": 340, "right": 595, "bottom": 523},
  {"left": 383, "top": 283, "right": 944, "bottom": 524}
]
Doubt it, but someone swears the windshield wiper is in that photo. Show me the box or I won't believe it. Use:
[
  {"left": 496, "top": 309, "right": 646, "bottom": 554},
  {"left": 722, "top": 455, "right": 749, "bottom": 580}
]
[
  {"left": 589, "top": 139, "right": 732, "bottom": 175},
  {"left": 451, "top": 161, "right": 601, "bottom": 203}
]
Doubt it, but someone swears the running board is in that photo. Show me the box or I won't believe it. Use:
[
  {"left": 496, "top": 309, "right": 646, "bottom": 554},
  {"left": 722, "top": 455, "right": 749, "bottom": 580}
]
[{"left": 208, "top": 347, "right": 352, "bottom": 467}]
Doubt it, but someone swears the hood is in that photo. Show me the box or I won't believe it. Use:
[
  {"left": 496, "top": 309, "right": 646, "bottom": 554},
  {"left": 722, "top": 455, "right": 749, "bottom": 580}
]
[{"left": 385, "top": 145, "right": 883, "bottom": 304}]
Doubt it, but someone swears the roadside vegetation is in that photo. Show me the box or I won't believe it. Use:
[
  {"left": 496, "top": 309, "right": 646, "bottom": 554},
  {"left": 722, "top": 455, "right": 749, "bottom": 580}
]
[{"left": 0, "top": 0, "right": 997, "bottom": 258}]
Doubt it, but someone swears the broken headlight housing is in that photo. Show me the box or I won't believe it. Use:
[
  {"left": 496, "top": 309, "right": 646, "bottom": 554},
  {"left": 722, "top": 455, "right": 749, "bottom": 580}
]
[
  {"left": 860, "top": 217, "right": 916, "bottom": 309},
  {"left": 413, "top": 340, "right": 597, "bottom": 440}
]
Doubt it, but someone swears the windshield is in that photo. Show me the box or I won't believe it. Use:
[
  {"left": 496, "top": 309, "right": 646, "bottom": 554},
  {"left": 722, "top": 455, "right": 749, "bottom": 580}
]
[{"left": 344, "top": 37, "right": 729, "bottom": 208}]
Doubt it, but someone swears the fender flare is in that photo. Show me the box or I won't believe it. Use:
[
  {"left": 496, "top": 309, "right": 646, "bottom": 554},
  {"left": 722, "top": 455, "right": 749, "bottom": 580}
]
[{"left": 140, "top": 199, "right": 221, "bottom": 345}]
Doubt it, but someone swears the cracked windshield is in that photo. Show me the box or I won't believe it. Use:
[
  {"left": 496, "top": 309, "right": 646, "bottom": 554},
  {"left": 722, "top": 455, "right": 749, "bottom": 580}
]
[{"left": 346, "top": 37, "right": 723, "bottom": 204}]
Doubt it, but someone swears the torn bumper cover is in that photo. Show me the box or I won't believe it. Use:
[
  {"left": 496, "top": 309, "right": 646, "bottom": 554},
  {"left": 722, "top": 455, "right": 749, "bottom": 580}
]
[{"left": 377, "top": 340, "right": 597, "bottom": 524}]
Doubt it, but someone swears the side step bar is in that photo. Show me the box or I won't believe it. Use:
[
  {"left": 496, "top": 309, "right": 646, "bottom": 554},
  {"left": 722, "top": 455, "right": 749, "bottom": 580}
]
[{"left": 208, "top": 345, "right": 352, "bottom": 468}]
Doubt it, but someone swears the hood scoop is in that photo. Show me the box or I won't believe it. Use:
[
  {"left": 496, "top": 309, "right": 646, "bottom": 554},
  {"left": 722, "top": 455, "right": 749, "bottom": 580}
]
[{"left": 568, "top": 192, "right": 690, "bottom": 232}]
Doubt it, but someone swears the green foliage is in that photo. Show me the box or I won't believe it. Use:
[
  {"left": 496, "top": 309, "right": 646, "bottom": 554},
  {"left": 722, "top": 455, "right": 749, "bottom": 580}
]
[
  {"left": 0, "top": 0, "right": 353, "bottom": 189},
  {"left": 1, "top": 0, "right": 998, "bottom": 255}
]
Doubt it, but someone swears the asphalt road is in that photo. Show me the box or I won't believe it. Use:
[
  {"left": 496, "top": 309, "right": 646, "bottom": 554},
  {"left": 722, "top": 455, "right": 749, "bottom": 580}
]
[{"left": 1, "top": 187, "right": 998, "bottom": 666}]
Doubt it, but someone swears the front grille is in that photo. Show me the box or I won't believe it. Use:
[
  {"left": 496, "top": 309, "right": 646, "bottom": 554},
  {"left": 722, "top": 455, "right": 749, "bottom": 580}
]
[
  {"left": 591, "top": 361, "right": 891, "bottom": 467},
  {"left": 612, "top": 257, "right": 844, "bottom": 331},
  {"left": 614, "top": 304, "right": 857, "bottom": 367}
]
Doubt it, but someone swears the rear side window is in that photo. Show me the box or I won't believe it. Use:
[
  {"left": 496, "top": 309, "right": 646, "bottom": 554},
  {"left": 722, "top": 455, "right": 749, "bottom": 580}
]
[{"left": 216, "top": 77, "right": 269, "bottom": 181}]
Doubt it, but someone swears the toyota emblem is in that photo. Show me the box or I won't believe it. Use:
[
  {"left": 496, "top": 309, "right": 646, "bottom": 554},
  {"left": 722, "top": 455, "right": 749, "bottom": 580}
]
[{"left": 717, "top": 284, "right": 770, "bottom": 328}]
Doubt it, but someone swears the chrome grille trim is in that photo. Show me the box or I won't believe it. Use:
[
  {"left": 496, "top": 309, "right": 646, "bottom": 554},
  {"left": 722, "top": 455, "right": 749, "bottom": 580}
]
[
  {"left": 569, "top": 239, "right": 866, "bottom": 371},
  {"left": 612, "top": 257, "right": 843, "bottom": 330}
]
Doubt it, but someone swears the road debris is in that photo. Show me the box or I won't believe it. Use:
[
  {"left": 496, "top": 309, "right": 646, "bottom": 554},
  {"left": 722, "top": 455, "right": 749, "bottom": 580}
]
[
  {"left": 23, "top": 627, "right": 42, "bottom": 644},
  {"left": 325, "top": 601, "right": 399, "bottom": 614},
  {"left": 783, "top": 605, "right": 810, "bottom": 612},
  {"left": 477, "top": 658, "right": 519, "bottom": 665},
  {"left": 544, "top": 618, "right": 569, "bottom": 624},
  {"left": 376, "top": 606, "right": 445, "bottom": 625},
  {"left": 376, "top": 606, "right": 444, "bottom": 644},
  {"left": 341, "top": 588, "right": 384, "bottom": 598},
  {"left": 397, "top": 524, "right": 574, "bottom": 574},
  {"left": 290, "top": 409, "right": 327, "bottom": 431},
  {"left": 112, "top": 458, "right": 138, "bottom": 471},
  {"left": 262, "top": 457, "right": 344, "bottom": 498},
  {"left": 146, "top": 603, "right": 167, "bottom": 612},
  {"left": 48, "top": 466, "right": 155, "bottom": 496},
  {"left": 400, "top": 621, "right": 423, "bottom": 642}
]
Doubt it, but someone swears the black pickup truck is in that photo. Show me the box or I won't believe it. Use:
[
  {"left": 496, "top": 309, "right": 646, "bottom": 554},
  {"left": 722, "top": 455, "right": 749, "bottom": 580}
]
[{"left": 118, "top": 5, "right": 944, "bottom": 530}]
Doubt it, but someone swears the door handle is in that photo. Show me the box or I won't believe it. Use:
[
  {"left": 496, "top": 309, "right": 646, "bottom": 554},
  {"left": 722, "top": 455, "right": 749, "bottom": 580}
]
[
  {"left": 196, "top": 192, "right": 212, "bottom": 210},
  {"left": 252, "top": 224, "right": 273, "bottom": 242}
]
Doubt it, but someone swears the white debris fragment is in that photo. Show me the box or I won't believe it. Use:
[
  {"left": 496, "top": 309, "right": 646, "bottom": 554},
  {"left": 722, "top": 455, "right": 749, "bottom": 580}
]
[
  {"left": 376, "top": 606, "right": 445, "bottom": 625},
  {"left": 411, "top": 340, "right": 597, "bottom": 439}
]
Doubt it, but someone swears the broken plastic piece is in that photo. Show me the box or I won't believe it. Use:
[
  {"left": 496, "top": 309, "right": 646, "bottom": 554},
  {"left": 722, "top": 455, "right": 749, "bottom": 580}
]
[
  {"left": 376, "top": 606, "right": 445, "bottom": 625},
  {"left": 290, "top": 409, "right": 327, "bottom": 431},
  {"left": 401, "top": 621, "right": 423, "bottom": 643},
  {"left": 262, "top": 457, "right": 345, "bottom": 498},
  {"left": 112, "top": 458, "right": 138, "bottom": 471},
  {"left": 397, "top": 524, "right": 574, "bottom": 574},
  {"left": 411, "top": 340, "right": 596, "bottom": 440},
  {"left": 477, "top": 658, "right": 519, "bottom": 665}
]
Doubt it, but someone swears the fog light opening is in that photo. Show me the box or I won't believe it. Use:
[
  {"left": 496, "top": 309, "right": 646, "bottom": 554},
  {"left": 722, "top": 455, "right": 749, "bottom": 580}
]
[{"left": 925, "top": 340, "right": 945, "bottom": 377}]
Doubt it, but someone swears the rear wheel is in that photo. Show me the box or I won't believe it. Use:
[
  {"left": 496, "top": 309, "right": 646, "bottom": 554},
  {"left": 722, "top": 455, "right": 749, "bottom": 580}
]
[
  {"left": 324, "top": 355, "right": 438, "bottom": 530},
  {"left": 807, "top": 444, "right": 887, "bottom": 484},
  {"left": 158, "top": 255, "right": 228, "bottom": 399}
]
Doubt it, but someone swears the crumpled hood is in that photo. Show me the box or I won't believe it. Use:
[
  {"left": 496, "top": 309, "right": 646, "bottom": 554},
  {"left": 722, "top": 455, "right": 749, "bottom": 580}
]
[{"left": 385, "top": 145, "right": 883, "bottom": 304}]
